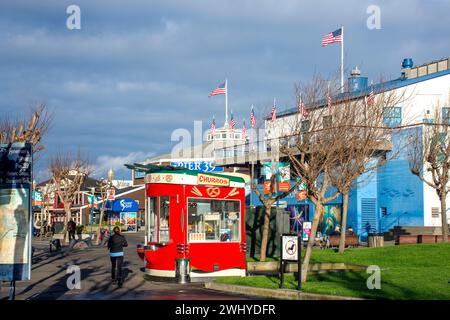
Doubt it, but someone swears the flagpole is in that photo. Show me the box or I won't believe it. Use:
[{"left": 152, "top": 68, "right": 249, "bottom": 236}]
[
  {"left": 341, "top": 25, "right": 344, "bottom": 93},
  {"left": 225, "top": 79, "right": 228, "bottom": 126}
]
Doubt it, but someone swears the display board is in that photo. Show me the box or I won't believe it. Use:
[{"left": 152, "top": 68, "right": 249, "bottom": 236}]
[{"left": 0, "top": 143, "right": 32, "bottom": 281}]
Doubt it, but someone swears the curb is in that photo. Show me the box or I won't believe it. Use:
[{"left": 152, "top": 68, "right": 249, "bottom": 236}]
[{"left": 204, "top": 282, "right": 365, "bottom": 300}]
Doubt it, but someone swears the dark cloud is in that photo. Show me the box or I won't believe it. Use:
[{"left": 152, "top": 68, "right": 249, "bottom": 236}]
[{"left": 0, "top": 0, "right": 449, "bottom": 181}]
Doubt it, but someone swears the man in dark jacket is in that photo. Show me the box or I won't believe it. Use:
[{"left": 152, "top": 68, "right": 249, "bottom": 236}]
[
  {"left": 67, "top": 219, "right": 76, "bottom": 241},
  {"left": 107, "top": 226, "right": 128, "bottom": 287}
]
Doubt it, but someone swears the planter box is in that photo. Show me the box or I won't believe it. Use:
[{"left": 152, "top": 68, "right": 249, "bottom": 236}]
[
  {"left": 418, "top": 235, "right": 436, "bottom": 243},
  {"left": 397, "top": 235, "right": 418, "bottom": 245},
  {"left": 435, "top": 235, "right": 450, "bottom": 242}
]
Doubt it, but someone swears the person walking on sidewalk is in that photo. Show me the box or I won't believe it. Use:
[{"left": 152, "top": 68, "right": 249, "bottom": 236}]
[
  {"left": 67, "top": 219, "right": 76, "bottom": 241},
  {"left": 107, "top": 226, "right": 128, "bottom": 287}
]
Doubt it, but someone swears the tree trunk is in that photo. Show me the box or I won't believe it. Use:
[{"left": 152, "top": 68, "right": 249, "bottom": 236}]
[
  {"left": 301, "top": 198, "right": 323, "bottom": 283},
  {"left": 439, "top": 192, "right": 449, "bottom": 243},
  {"left": 259, "top": 203, "right": 272, "bottom": 262},
  {"left": 39, "top": 205, "right": 44, "bottom": 240},
  {"left": 338, "top": 192, "right": 349, "bottom": 253},
  {"left": 63, "top": 203, "right": 71, "bottom": 243}
]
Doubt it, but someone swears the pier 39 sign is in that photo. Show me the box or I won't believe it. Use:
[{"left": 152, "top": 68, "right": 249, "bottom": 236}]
[{"left": 170, "top": 160, "right": 224, "bottom": 172}]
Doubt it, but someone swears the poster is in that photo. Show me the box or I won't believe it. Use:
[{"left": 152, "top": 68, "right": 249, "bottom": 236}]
[
  {"left": 0, "top": 188, "right": 30, "bottom": 265},
  {"left": 120, "top": 212, "right": 137, "bottom": 232},
  {"left": 0, "top": 143, "right": 32, "bottom": 281},
  {"left": 302, "top": 222, "right": 312, "bottom": 241}
]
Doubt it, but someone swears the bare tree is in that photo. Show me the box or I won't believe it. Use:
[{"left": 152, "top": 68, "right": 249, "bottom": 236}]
[
  {"left": 95, "top": 178, "right": 112, "bottom": 245},
  {"left": 409, "top": 101, "right": 450, "bottom": 242},
  {"left": 0, "top": 103, "right": 52, "bottom": 156},
  {"left": 49, "top": 150, "right": 91, "bottom": 243},
  {"left": 279, "top": 74, "right": 342, "bottom": 282},
  {"left": 327, "top": 81, "right": 408, "bottom": 252},
  {"left": 38, "top": 183, "right": 56, "bottom": 240}
]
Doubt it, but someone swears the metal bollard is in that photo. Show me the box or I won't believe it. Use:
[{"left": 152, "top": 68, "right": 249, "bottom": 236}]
[{"left": 175, "top": 258, "right": 190, "bottom": 284}]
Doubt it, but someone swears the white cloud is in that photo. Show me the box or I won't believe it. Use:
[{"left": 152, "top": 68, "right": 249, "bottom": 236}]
[{"left": 93, "top": 151, "right": 155, "bottom": 178}]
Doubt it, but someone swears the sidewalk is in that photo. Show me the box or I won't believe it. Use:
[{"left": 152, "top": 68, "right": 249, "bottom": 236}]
[{"left": 0, "top": 231, "right": 257, "bottom": 300}]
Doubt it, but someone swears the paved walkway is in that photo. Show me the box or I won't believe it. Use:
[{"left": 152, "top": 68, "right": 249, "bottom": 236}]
[{"left": 0, "top": 230, "right": 260, "bottom": 300}]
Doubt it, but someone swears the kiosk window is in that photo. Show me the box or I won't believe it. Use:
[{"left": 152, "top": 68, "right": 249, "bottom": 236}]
[
  {"left": 159, "top": 196, "right": 170, "bottom": 243},
  {"left": 188, "top": 198, "right": 240, "bottom": 242},
  {"left": 148, "top": 197, "right": 157, "bottom": 242}
]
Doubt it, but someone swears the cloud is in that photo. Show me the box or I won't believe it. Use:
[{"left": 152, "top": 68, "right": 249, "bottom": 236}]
[{"left": 92, "top": 151, "right": 155, "bottom": 179}]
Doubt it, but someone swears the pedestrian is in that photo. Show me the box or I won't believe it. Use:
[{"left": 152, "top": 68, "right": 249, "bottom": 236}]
[
  {"left": 67, "top": 218, "right": 76, "bottom": 241},
  {"left": 107, "top": 226, "right": 128, "bottom": 287}
]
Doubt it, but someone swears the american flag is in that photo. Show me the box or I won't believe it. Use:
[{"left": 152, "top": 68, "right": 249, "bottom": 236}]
[
  {"left": 271, "top": 100, "right": 276, "bottom": 122},
  {"left": 366, "top": 89, "right": 374, "bottom": 106},
  {"left": 298, "top": 98, "right": 308, "bottom": 118},
  {"left": 250, "top": 106, "right": 256, "bottom": 128},
  {"left": 208, "top": 81, "right": 226, "bottom": 97},
  {"left": 242, "top": 120, "right": 247, "bottom": 139},
  {"left": 230, "top": 113, "right": 235, "bottom": 132},
  {"left": 210, "top": 117, "right": 216, "bottom": 136},
  {"left": 322, "top": 28, "right": 343, "bottom": 47}
]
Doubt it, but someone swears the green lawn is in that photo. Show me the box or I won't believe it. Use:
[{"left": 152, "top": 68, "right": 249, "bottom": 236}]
[{"left": 218, "top": 243, "right": 450, "bottom": 299}]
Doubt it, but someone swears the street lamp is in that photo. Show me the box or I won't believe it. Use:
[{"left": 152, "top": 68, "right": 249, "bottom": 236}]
[
  {"left": 90, "top": 187, "right": 95, "bottom": 225},
  {"left": 107, "top": 169, "right": 114, "bottom": 237}
]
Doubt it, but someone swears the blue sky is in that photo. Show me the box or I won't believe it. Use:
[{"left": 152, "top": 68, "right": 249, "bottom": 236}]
[{"left": 0, "top": 0, "right": 449, "bottom": 182}]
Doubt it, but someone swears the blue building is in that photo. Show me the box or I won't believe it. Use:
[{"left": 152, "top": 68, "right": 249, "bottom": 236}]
[{"left": 251, "top": 57, "right": 450, "bottom": 240}]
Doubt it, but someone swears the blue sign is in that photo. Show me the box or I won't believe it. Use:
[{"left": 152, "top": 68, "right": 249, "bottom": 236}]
[
  {"left": 170, "top": 160, "right": 224, "bottom": 172},
  {"left": 107, "top": 198, "right": 139, "bottom": 212},
  {"left": 134, "top": 170, "right": 145, "bottom": 179}
]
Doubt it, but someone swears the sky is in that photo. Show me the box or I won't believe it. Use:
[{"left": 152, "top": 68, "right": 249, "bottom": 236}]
[{"left": 0, "top": 0, "right": 449, "bottom": 182}]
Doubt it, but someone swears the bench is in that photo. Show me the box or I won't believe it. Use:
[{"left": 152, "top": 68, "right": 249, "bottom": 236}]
[{"left": 328, "top": 234, "right": 359, "bottom": 248}]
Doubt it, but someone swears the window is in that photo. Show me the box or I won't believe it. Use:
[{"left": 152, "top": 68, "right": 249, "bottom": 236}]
[
  {"left": 383, "top": 107, "right": 402, "bottom": 128},
  {"left": 442, "top": 107, "right": 450, "bottom": 124},
  {"left": 148, "top": 197, "right": 157, "bottom": 242},
  {"left": 431, "top": 207, "right": 440, "bottom": 219},
  {"left": 380, "top": 207, "right": 387, "bottom": 216},
  {"left": 323, "top": 115, "right": 332, "bottom": 129},
  {"left": 159, "top": 196, "right": 170, "bottom": 242},
  {"left": 188, "top": 198, "right": 240, "bottom": 242},
  {"left": 301, "top": 120, "right": 310, "bottom": 132},
  {"left": 148, "top": 196, "right": 170, "bottom": 243}
]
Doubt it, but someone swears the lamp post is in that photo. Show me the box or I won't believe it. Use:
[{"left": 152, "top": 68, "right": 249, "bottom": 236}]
[
  {"left": 90, "top": 187, "right": 95, "bottom": 225},
  {"left": 107, "top": 169, "right": 114, "bottom": 238}
]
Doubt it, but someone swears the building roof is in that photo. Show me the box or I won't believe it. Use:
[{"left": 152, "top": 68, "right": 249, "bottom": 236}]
[
  {"left": 125, "top": 163, "right": 246, "bottom": 184},
  {"left": 269, "top": 58, "right": 450, "bottom": 120}
]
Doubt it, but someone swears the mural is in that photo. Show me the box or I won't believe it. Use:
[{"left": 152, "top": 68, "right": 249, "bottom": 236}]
[{"left": 320, "top": 204, "right": 342, "bottom": 235}]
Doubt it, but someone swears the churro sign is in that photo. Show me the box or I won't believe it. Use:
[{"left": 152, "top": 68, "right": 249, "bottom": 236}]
[{"left": 197, "top": 173, "right": 230, "bottom": 187}]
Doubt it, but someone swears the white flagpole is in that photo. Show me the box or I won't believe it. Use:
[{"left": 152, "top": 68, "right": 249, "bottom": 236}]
[
  {"left": 225, "top": 79, "right": 228, "bottom": 126},
  {"left": 341, "top": 25, "right": 344, "bottom": 94}
]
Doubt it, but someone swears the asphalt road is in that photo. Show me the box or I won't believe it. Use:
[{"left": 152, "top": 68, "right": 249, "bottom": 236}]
[{"left": 0, "top": 230, "right": 262, "bottom": 300}]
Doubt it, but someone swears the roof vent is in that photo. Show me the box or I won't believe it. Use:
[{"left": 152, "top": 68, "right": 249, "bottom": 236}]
[
  {"left": 402, "top": 58, "right": 414, "bottom": 69},
  {"left": 348, "top": 66, "right": 368, "bottom": 93}
]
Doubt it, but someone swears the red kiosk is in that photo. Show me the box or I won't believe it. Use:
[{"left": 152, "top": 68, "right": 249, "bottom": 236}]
[{"left": 128, "top": 164, "right": 247, "bottom": 282}]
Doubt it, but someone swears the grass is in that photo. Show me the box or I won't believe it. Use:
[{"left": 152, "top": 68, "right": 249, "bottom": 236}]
[{"left": 217, "top": 243, "right": 450, "bottom": 299}]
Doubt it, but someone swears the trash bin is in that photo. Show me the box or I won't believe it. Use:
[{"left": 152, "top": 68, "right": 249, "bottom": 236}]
[
  {"left": 175, "top": 258, "right": 190, "bottom": 284},
  {"left": 368, "top": 233, "right": 384, "bottom": 247},
  {"left": 50, "top": 239, "right": 61, "bottom": 252}
]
